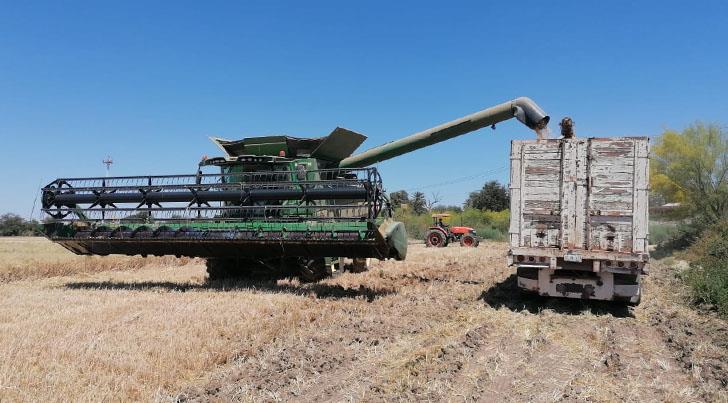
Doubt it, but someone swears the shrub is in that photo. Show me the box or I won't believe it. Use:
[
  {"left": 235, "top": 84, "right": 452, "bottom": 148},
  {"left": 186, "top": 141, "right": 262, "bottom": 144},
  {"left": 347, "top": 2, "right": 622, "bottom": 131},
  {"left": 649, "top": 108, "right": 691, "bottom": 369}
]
[
  {"left": 681, "top": 220, "right": 728, "bottom": 317},
  {"left": 651, "top": 217, "right": 713, "bottom": 258},
  {"left": 0, "top": 214, "right": 43, "bottom": 236},
  {"left": 649, "top": 221, "right": 680, "bottom": 245}
]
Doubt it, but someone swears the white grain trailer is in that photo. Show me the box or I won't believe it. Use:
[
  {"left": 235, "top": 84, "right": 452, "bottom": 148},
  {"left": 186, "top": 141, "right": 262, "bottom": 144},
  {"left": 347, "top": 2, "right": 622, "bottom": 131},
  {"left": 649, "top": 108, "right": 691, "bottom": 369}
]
[{"left": 507, "top": 137, "right": 649, "bottom": 304}]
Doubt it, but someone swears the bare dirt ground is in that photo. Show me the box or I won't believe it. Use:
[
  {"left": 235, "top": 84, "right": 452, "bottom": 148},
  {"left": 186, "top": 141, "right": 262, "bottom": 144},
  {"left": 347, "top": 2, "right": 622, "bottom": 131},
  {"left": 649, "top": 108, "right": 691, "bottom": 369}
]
[{"left": 0, "top": 237, "right": 725, "bottom": 402}]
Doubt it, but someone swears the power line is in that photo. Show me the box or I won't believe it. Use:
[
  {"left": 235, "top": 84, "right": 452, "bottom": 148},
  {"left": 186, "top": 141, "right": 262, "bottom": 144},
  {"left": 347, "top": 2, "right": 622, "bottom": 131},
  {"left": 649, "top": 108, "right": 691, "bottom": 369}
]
[
  {"left": 405, "top": 165, "right": 508, "bottom": 192},
  {"left": 29, "top": 177, "right": 43, "bottom": 221}
]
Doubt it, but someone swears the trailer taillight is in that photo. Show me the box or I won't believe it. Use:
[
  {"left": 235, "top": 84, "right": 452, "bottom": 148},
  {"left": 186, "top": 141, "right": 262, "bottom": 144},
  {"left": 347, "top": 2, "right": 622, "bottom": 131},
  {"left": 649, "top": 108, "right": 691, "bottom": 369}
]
[{"left": 517, "top": 255, "right": 525, "bottom": 262}]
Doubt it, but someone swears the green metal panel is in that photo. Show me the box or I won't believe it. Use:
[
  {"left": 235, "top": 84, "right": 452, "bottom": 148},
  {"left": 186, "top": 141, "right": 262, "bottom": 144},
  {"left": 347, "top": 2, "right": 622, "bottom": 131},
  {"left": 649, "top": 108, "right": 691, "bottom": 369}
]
[{"left": 310, "top": 127, "right": 367, "bottom": 162}]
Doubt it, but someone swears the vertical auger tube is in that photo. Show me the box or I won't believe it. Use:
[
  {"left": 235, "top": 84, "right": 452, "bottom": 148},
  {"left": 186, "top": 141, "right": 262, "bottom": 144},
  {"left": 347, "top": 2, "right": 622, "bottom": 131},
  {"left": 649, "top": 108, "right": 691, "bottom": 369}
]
[{"left": 337, "top": 97, "right": 549, "bottom": 168}]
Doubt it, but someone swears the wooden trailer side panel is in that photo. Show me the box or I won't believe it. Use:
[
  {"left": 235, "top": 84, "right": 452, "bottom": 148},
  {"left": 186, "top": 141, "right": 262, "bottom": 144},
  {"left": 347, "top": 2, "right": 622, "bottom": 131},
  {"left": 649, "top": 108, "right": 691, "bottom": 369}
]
[
  {"left": 587, "top": 138, "right": 649, "bottom": 254},
  {"left": 510, "top": 137, "right": 649, "bottom": 254},
  {"left": 510, "top": 140, "right": 562, "bottom": 249}
]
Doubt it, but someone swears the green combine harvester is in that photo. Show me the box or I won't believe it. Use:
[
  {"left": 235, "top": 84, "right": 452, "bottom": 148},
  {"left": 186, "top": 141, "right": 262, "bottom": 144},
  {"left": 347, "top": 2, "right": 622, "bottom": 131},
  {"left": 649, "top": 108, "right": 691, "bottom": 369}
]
[{"left": 41, "top": 97, "right": 548, "bottom": 281}]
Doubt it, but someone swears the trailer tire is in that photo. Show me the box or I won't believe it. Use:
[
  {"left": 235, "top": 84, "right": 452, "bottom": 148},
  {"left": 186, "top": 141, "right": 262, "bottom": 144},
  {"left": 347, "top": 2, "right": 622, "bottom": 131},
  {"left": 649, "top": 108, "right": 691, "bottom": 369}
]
[
  {"left": 627, "top": 293, "right": 642, "bottom": 306},
  {"left": 425, "top": 230, "right": 446, "bottom": 247}
]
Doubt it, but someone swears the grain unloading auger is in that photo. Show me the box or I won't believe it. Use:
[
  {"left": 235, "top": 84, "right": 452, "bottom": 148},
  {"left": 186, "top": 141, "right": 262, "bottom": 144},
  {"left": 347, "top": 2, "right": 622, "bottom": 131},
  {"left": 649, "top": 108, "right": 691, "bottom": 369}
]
[{"left": 41, "top": 97, "right": 548, "bottom": 281}]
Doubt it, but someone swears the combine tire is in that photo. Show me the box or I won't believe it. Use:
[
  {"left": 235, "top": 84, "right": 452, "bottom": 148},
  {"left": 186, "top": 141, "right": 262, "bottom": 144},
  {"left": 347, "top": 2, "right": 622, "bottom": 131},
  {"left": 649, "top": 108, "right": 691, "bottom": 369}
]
[
  {"left": 340, "top": 257, "right": 370, "bottom": 273},
  {"left": 206, "top": 257, "right": 295, "bottom": 281},
  {"left": 459, "top": 234, "right": 480, "bottom": 247},
  {"left": 297, "top": 258, "right": 333, "bottom": 282},
  {"left": 206, "top": 258, "right": 240, "bottom": 281},
  {"left": 350, "top": 257, "right": 371, "bottom": 273},
  {"left": 425, "top": 230, "right": 446, "bottom": 247}
]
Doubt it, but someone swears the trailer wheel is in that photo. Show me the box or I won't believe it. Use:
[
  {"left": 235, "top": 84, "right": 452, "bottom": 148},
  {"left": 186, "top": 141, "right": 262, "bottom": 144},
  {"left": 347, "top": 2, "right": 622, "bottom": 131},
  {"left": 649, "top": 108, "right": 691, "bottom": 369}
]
[
  {"left": 425, "top": 230, "right": 446, "bottom": 247},
  {"left": 627, "top": 293, "right": 642, "bottom": 306},
  {"left": 459, "top": 234, "right": 479, "bottom": 247}
]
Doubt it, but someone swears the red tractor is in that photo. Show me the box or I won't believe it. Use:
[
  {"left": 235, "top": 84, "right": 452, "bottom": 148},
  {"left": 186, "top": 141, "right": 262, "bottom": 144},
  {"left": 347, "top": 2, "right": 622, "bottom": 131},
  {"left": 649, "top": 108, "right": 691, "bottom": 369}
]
[{"left": 424, "top": 213, "right": 480, "bottom": 248}]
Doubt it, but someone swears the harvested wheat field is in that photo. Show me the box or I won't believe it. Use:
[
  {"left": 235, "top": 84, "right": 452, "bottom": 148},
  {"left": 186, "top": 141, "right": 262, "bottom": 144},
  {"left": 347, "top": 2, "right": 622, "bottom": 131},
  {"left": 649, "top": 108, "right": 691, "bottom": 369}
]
[{"left": 0, "top": 237, "right": 726, "bottom": 402}]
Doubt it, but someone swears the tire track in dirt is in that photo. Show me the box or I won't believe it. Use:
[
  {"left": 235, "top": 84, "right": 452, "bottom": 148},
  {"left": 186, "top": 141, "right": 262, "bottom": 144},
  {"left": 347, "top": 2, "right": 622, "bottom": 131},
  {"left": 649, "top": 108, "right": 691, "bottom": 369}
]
[
  {"left": 557, "top": 317, "right": 699, "bottom": 402},
  {"left": 641, "top": 259, "right": 728, "bottom": 401},
  {"left": 182, "top": 280, "right": 486, "bottom": 401},
  {"left": 176, "top": 245, "right": 726, "bottom": 402}
]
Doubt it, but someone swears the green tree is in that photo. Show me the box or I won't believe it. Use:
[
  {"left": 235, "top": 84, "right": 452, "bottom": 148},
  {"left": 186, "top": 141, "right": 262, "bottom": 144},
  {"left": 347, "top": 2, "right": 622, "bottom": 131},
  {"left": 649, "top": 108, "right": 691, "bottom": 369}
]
[
  {"left": 0, "top": 213, "right": 26, "bottom": 236},
  {"left": 465, "top": 181, "right": 510, "bottom": 211},
  {"left": 0, "top": 214, "right": 42, "bottom": 236},
  {"left": 389, "top": 190, "right": 410, "bottom": 209},
  {"left": 410, "top": 192, "right": 428, "bottom": 215},
  {"left": 651, "top": 122, "right": 728, "bottom": 221},
  {"left": 432, "top": 205, "right": 463, "bottom": 213}
]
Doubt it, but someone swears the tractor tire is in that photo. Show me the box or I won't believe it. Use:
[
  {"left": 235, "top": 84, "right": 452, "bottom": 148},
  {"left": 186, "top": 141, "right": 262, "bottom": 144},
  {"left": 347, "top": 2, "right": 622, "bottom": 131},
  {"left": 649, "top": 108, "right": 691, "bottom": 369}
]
[
  {"left": 425, "top": 230, "right": 447, "bottom": 248},
  {"left": 459, "top": 234, "right": 479, "bottom": 247}
]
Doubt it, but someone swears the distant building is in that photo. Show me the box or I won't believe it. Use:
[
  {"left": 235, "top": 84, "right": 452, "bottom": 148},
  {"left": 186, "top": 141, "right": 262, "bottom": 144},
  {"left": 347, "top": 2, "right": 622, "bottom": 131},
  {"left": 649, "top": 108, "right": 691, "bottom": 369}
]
[{"left": 650, "top": 202, "right": 682, "bottom": 214}]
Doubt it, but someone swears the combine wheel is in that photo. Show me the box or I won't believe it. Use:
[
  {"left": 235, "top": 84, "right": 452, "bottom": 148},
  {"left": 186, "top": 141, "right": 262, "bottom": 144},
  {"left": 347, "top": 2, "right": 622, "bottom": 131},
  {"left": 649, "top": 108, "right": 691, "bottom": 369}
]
[
  {"left": 349, "top": 257, "right": 371, "bottom": 273},
  {"left": 459, "top": 234, "right": 480, "bottom": 247},
  {"left": 425, "top": 230, "right": 446, "bottom": 247},
  {"left": 205, "top": 258, "right": 247, "bottom": 281},
  {"left": 297, "top": 258, "right": 332, "bottom": 283},
  {"left": 206, "top": 257, "right": 295, "bottom": 281},
  {"left": 338, "top": 257, "right": 371, "bottom": 273}
]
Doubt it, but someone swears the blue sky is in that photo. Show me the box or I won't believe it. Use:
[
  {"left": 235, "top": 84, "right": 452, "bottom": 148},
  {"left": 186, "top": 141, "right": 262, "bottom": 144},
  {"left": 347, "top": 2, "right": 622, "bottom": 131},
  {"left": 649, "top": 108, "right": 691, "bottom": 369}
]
[{"left": 1, "top": 1, "right": 727, "bottom": 217}]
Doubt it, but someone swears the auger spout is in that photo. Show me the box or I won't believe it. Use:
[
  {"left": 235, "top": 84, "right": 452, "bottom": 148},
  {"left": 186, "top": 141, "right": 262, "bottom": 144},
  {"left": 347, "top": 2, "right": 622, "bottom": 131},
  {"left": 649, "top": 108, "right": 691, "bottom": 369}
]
[{"left": 338, "top": 97, "right": 549, "bottom": 168}]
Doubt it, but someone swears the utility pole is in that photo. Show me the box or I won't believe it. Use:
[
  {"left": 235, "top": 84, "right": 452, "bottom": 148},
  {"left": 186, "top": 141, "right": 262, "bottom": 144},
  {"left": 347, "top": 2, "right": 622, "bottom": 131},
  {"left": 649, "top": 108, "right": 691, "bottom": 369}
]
[{"left": 102, "top": 156, "right": 113, "bottom": 177}]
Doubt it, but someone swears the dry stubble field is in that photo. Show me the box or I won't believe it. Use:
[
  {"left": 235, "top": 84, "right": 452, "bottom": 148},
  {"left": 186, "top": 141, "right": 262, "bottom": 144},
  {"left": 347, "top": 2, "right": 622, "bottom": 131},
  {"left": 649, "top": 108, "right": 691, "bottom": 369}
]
[{"left": 0, "top": 237, "right": 726, "bottom": 402}]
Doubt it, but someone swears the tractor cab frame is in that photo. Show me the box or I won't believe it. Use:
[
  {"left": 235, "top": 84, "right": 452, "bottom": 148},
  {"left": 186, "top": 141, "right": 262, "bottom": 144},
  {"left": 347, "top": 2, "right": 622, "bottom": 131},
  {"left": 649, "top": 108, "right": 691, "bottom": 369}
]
[{"left": 424, "top": 213, "right": 480, "bottom": 248}]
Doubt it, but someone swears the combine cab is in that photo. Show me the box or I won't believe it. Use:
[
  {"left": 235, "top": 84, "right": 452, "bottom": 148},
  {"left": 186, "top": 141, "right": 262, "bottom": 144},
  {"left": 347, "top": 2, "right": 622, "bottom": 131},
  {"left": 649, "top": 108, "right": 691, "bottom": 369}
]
[
  {"left": 425, "top": 213, "right": 480, "bottom": 247},
  {"left": 41, "top": 97, "right": 548, "bottom": 281}
]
